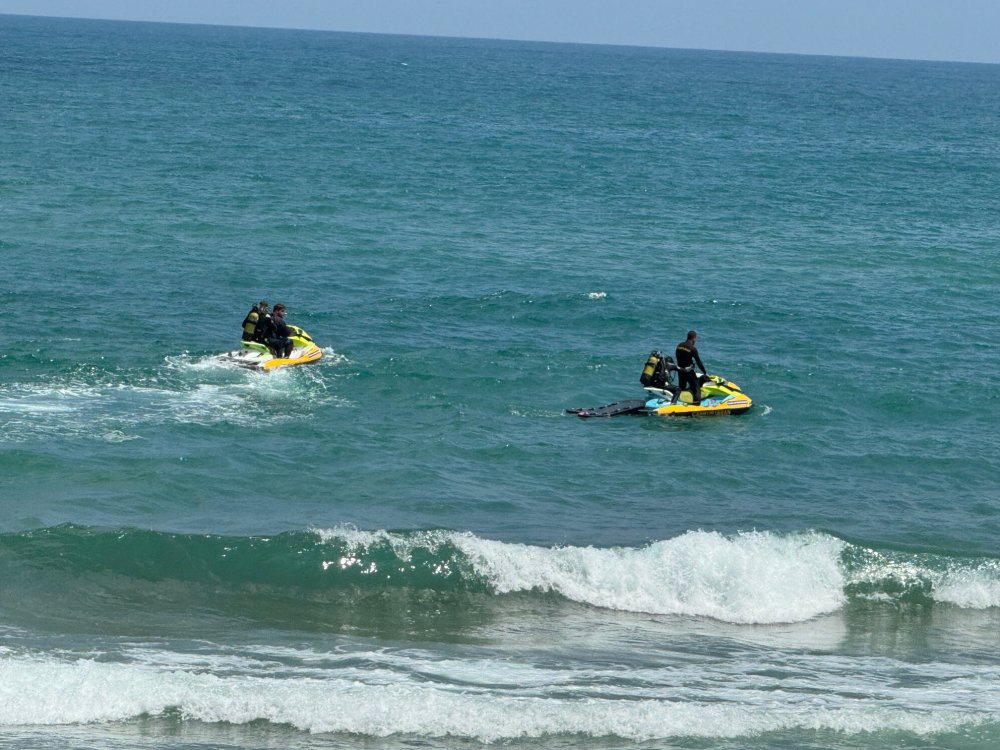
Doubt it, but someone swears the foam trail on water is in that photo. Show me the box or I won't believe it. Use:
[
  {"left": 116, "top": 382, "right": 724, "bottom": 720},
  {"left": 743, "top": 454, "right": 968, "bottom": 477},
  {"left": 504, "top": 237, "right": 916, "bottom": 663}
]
[{"left": 0, "top": 353, "right": 344, "bottom": 439}]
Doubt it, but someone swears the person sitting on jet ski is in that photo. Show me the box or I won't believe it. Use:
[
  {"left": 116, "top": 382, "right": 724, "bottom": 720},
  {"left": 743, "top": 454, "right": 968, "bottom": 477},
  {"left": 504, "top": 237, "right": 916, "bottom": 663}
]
[
  {"left": 241, "top": 300, "right": 269, "bottom": 342},
  {"left": 265, "top": 303, "right": 294, "bottom": 359},
  {"left": 675, "top": 330, "right": 707, "bottom": 403}
]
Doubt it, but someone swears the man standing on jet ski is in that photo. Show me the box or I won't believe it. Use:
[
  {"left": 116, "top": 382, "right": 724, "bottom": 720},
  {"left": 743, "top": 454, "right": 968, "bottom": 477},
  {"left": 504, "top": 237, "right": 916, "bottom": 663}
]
[{"left": 675, "top": 330, "right": 707, "bottom": 403}]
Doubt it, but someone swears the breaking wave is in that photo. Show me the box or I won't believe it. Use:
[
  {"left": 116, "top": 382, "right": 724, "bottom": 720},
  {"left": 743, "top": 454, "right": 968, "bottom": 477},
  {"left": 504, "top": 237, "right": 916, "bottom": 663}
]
[{"left": 2, "top": 526, "right": 997, "bottom": 625}]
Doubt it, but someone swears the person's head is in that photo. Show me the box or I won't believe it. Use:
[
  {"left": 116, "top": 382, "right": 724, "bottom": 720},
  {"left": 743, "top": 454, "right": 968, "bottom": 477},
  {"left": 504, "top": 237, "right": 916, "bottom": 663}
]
[
  {"left": 258, "top": 300, "right": 269, "bottom": 311},
  {"left": 273, "top": 303, "right": 285, "bottom": 317},
  {"left": 687, "top": 330, "right": 697, "bottom": 343}
]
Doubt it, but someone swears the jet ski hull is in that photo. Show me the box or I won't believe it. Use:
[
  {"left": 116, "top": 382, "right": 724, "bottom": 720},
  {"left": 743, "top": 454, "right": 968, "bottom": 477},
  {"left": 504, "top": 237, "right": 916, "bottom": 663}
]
[
  {"left": 643, "top": 375, "right": 752, "bottom": 416},
  {"left": 643, "top": 394, "right": 752, "bottom": 417},
  {"left": 217, "top": 345, "right": 322, "bottom": 371},
  {"left": 216, "top": 325, "right": 323, "bottom": 371},
  {"left": 571, "top": 374, "right": 752, "bottom": 418}
]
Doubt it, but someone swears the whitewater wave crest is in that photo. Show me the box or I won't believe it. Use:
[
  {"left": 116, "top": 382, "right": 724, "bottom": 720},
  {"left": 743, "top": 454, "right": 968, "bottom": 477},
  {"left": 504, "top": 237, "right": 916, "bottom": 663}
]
[{"left": 316, "top": 527, "right": 1000, "bottom": 622}]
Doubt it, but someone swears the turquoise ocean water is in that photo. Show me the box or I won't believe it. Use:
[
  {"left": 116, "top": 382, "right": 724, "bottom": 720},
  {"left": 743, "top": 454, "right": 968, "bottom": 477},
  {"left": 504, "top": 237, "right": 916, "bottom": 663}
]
[{"left": 2, "top": 13, "right": 999, "bottom": 749}]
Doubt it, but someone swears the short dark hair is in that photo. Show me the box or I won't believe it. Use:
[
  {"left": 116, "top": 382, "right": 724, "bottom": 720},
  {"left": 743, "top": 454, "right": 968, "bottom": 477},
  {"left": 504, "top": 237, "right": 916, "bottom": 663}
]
[
  {"left": 273, "top": 303, "right": 286, "bottom": 313},
  {"left": 687, "top": 330, "right": 697, "bottom": 339}
]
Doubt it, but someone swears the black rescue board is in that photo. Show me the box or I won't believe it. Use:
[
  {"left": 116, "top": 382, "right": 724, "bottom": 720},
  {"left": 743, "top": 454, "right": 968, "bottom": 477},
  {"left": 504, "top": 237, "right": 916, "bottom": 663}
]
[{"left": 568, "top": 398, "right": 648, "bottom": 418}]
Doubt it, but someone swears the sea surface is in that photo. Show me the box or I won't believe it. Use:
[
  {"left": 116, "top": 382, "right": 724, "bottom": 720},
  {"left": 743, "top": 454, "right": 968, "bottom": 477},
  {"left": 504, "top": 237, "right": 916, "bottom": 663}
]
[{"left": 1, "top": 13, "right": 999, "bottom": 750}]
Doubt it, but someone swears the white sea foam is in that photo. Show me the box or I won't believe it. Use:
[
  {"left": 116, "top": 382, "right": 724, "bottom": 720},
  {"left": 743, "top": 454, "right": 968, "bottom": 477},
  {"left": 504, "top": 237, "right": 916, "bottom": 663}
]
[
  {"left": 921, "top": 562, "right": 1000, "bottom": 609},
  {"left": 318, "top": 347, "right": 349, "bottom": 365},
  {"left": 98, "top": 430, "right": 141, "bottom": 443},
  {"left": 0, "top": 384, "right": 107, "bottom": 413},
  {"left": 0, "top": 384, "right": 113, "bottom": 442},
  {"left": 314, "top": 528, "right": 846, "bottom": 624},
  {"left": 847, "top": 549, "right": 1000, "bottom": 610},
  {"left": 314, "top": 527, "right": 1000, "bottom": 620},
  {"left": 0, "top": 355, "right": 346, "bottom": 440},
  {"left": 0, "top": 654, "right": 996, "bottom": 739},
  {"left": 0, "top": 399, "right": 77, "bottom": 414},
  {"left": 457, "top": 530, "right": 847, "bottom": 624},
  {"left": 163, "top": 352, "right": 233, "bottom": 372}
]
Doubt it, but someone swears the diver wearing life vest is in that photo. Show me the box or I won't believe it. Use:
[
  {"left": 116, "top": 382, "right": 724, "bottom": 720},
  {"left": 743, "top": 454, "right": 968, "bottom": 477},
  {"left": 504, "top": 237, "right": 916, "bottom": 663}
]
[
  {"left": 241, "top": 300, "right": 269, "bottom": 341},
  {"left": 675, "top": 330, "right": 707, "bottom": 403}
]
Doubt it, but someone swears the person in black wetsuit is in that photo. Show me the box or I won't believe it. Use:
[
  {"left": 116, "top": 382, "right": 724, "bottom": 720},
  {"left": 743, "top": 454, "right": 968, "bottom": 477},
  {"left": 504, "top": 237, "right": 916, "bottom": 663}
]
[
  {"left": 241, "top": 300, "right": 269, "bottom": 341},
  {"left": 267, "top": 303, "right": 294, "bottom": 359},
  {"left": 675, "top": 330, "right": 707, "bottom": 403}
]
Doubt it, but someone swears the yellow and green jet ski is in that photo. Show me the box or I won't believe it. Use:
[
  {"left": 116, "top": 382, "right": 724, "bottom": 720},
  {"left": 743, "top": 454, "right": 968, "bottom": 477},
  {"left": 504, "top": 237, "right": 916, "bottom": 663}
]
[
  {"left": 641, "top": 373, "right": 752, "bottom": 416},
  {"left": 569, "top": 351, "right": 752, "bottom": 418},
  {"left": 217, "top": 325, "right": 323, "bottom": 371}
]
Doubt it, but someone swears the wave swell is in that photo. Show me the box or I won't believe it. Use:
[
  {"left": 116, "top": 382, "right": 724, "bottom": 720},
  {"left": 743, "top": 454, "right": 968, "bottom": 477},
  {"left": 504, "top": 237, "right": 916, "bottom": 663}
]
[{"left": 2, "top": 526, "right": 998, "bottom": 625}]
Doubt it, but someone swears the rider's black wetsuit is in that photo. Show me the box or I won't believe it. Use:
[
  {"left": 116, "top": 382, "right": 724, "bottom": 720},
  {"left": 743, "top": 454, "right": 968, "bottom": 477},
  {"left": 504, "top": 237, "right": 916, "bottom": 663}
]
[
  {"left": 267, "top": 312, "right": 293, "bottom": 358},
  {"left": 675, "top": 340, "right": 706, "bottom": 402},
  {"left": 253, "top": 311, "right": 274, "bottom": 343}
]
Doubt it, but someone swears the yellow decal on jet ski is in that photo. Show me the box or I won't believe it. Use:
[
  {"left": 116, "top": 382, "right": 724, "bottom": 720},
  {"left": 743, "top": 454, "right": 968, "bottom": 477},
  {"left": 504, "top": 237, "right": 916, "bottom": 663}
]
[{"left": 260, "top": 345, "right": 323, "bottom": 370}]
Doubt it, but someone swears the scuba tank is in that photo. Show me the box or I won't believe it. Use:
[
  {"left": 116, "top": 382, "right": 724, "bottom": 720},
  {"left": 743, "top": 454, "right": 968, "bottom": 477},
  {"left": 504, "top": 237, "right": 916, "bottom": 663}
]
[
  {"left": 640, "top": 351, "right": 676, "bottom": 388},
  {"left": 640, "top": 351, "right": 663, "bottom": 386},
  {"left": 241, "top": 307, "right": 260, "bottom": 340}
]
